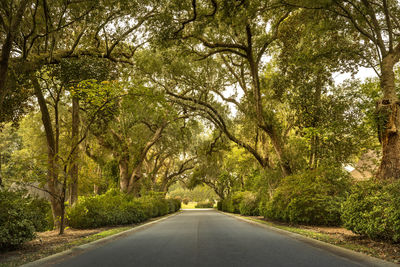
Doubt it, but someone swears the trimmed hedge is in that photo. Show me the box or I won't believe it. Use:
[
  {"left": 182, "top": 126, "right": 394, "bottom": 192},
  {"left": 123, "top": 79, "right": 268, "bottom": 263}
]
[
  {"left": 341, "top": 180, "right": 400, "bottom": 242},
  {"left": 261, "top": 169, "right": 350, "bottom": 226},
  {"left": 195, "top": 201, "right": 214, "bottom": 208},
  {"left": 0, "top": 190, "right": 52, "bottom": 251},
  {"left": 217, "top": 191, "right": 260, "bottom": 216},
  {"left": 66, "top": 190, "right": 181, "bottom": 229}
]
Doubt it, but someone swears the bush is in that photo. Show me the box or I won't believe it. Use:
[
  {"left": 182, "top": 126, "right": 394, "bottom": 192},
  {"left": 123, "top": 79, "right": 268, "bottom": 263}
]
[
  {"left": 67, "top": 190, "right": 180, "bottom": 229},
  {"left": 182, "top": 197, "right": 190, "bottom": 205},
  {"left": 167, "top": 198, "right": 181, "bottom": 213},
  {"left": 218, "top": 192, "right": 246, "bottom": 213},
  {"left": 220, "top": 198, "right": 233, "bottom": 212},
  {"left": 26, "top": 198, "right": 53, "bottom": 231},
  {"left": 217, "top": 200, "right": 223, "bottom": 211},
  {"left": 195, "top": 201, "right": 214, "bottom": 208},
  {"left": 239, "top": 192, "right": 260, "bottom": 216},
  {"left": 261, "top": 169, "right": 350, "bottom": 226},
  {"left": 341, "top": 180, "right": 400, "bottom": 242},
  {"left": 0, "top": 190, "right": 36, "bottom": 250}
]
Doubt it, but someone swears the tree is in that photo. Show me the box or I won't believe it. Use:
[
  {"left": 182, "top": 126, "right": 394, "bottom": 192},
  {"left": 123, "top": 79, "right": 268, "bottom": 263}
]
[
  {"left": 281, "top": 0, "right": 400, "bottom": 179},
  {"left": 153, "top": 0, "right": 294, "bottom": 176}
]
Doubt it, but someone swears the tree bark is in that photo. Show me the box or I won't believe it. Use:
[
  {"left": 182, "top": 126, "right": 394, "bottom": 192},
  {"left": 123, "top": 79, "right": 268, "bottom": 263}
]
[
  {"left": 377, "top": 55, "right": 400, "bottom": 179},
  {"left": 32, "top": 75, "right": 63, "bottom": 228},
  {"left": 119, "top": 155, "right": 130, "bottom": 192},
  {"left": 69, "top": 96, "right": 80, "bottom": 205}
]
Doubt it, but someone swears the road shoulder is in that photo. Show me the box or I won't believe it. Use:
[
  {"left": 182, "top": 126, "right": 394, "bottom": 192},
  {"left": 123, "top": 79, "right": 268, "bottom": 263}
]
[
  {"left": 15, "top": 212, "right": 181, "bottom": 267},
  {"left": 218, "top": 210, "right": 398, "bottom": 267}
]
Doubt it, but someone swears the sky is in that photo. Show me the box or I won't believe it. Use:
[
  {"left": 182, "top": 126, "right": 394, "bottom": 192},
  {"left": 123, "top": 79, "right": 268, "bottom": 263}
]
[{"left": 334, "top": 67, "right": 378, "bottom": 84}]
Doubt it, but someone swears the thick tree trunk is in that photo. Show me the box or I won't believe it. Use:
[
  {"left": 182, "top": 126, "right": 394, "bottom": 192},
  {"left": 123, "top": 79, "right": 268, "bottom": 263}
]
[
  {"left": 127, "top": 164, "right": 142, "bottom": 195},
  {"left": 377, "top": 55, "right": 400, "bottom": 179},
  {"left": 69, "top": 96, "right": 80, "bottom": 205}
]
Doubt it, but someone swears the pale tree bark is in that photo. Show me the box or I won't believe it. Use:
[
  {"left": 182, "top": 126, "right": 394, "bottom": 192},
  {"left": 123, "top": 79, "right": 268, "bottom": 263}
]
[{"left": 377, "top": 54, "right": 400, "bottom": 179}]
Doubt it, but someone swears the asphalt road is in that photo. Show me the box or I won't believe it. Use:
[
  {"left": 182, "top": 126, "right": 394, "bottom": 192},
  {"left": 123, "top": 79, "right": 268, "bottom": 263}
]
[{"left": 50, "top": 210, "right": 384, "bottom": 267}]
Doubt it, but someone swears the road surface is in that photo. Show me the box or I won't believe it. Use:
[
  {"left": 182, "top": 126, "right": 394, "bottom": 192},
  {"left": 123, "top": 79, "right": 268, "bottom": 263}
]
[{"left": 51, "top": 209, "right": 385, "bottom": 267}]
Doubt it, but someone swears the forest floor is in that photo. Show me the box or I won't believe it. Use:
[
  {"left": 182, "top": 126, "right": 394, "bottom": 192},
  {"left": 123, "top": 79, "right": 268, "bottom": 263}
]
[{"left": 240, "top": 215, "right": 400, "bottom": 264}]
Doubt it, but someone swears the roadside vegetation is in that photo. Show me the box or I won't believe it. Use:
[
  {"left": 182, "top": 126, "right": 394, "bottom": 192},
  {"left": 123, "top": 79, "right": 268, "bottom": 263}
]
[{"left": 1, "top": 0, "right": 400, "bottom": 264}]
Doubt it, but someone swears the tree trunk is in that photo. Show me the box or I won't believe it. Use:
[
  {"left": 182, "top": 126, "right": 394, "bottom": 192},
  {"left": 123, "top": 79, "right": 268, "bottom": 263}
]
[
  {"left": 32, "top": 75, "right": 63, "bottom": 229},
  {"left": 119, "top": 155, "right": 130, "bottom": 192},
  {"left": 377, "top": 55, "right": 400, "bottom": 179},
  {"left": 93, "top": 184, "right": 99, "bottom": 195},
  {"left": 269, "top": 132, "right": 292, "bottom": 176},
  {"left": 127, "top": 164, "right": 142, "bottom": 195},
  {"left": 69, "top": 96, "right": 80, "bottom": 205},
  {"left": 0, "top": 153, "right": 2, "bottom": 187}
]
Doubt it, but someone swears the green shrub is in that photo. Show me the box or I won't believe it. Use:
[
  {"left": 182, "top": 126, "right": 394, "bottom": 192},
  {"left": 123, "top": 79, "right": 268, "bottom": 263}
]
[
  {"left": 195, "top": 201, "right": 214, "bottom": 208},
  {"left": 341, "top": 180, "right": 400, "bottom": 242},
  {"left": 26, "top": 198, "right": 53, "bottom": 231},
  {"left": 171, "top": 198, "right": 182, "bottom": 211},
  {"left": 66, "top": 190, "right": 179, "bottom": 229},
  {"left": 0, "top": 190, "right": 36, "bottom": 250},
  {"left": 239, "top": 192, "right": 260, "bottom": 216},
  {"left": 166, "top": 198, "right": 181, "bottom": 213},
  {"left": 217, "top": 201, "right": 222, "bottom": 211},
  {"left": 262, "top": 168, "right": 350, "bottom": 226},
  {"left": 220, "top": 198, "right": 233, "bottom": 212}
]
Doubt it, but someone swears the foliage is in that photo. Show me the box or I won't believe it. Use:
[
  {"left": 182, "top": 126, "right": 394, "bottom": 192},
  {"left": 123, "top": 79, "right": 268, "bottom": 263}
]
[
  {"left": 261, "top": 169, "right": 350, "bottom": 226},
  {"left": 217, "top": 191, "right": 260, "bottom": 216},
  {"left": 239, "top": 192, "right": 260, "bottom": 216},
  {"left": 167, "top": 184, "right": 217, "bottom": 202},
  {"left": 342, "top": 180, "right": 400, "bottom": 242},
  {"left": 195, "top": 201, "right": 214, "bottom": 208},
  {"left": 0, "top": 190, "right": 51, "bottom": 250},
  {"left": 66, "top": 189, "right": 180, "bottom": 229}
]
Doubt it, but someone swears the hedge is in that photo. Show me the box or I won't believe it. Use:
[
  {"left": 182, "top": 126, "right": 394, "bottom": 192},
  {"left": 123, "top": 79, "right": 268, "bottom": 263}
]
[
  {"left": 66, "top": 190, "right": 181, "bottom": 229},
  {"left": 0, "top": 190, "right": 52, "bottom": 251},
  {"left": 261, "top": 169, "right": 350, "bottom": 226},
  {"left": 217, "top": 191, "right": 260, "bottom": 216},
  {"left": 341, "top": 180, "right": 400, "bottom": 242},
  {"left": 195, "top": 201, "right": 214, "bottom": 208}
]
